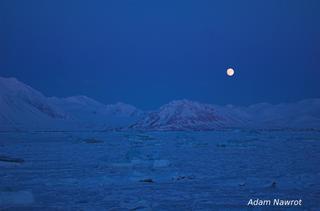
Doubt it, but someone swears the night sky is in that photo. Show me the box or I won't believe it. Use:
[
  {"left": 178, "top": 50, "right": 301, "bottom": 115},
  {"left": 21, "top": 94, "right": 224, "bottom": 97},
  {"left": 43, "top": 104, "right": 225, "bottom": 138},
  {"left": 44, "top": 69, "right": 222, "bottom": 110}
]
[{"left": 1, "top": 0, "right": 319, "bottom": 109}]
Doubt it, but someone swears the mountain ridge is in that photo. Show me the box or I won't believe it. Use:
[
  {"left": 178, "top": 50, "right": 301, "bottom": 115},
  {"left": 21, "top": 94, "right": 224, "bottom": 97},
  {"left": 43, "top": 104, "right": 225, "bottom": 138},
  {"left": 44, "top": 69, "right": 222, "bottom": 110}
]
[{"left": 0, "top": 76, "right": 319, "bottom": 131}]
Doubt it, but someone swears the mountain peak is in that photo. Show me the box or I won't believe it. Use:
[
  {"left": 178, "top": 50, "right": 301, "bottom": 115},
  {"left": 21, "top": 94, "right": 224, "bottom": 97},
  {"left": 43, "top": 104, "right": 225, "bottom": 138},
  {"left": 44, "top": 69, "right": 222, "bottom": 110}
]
[
  {"left": 0, "top": 77, "right": 40, "bottom": 96},
  {"left": 161, "top": 99, "right": 213, "bottom": 110},
  {"left": 131, "top": 100, "right": 227, "bottom": 130},
  {"left": 0, "top": 77, "right": 66, "bottom": 130}
]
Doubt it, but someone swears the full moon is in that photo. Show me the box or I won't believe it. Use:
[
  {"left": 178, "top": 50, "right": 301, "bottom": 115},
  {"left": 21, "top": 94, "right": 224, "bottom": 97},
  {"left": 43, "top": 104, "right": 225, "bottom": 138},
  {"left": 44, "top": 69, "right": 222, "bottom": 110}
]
[{"left": 227, "top": 68, "right": 235, "bottom": 77}]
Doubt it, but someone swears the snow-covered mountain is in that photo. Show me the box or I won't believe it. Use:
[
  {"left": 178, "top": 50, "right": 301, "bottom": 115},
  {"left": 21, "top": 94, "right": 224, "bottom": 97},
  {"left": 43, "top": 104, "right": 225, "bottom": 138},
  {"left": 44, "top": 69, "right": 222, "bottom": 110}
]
[
  {"left": 130, "top": 100, "right": 246, "bottom": 130},
  {"left": 0, "top": 77, "right": 142, "bottom": 131},
  {"left": 243, "top": 99, "right": 320, "bottom": 129},
  {"left": 0, "top": 77, "right": 67, "bottom": 131},
  {"left": 48, "top": 96, "right": 143, "bottom": 129},
  {"left": 131, "top": 99, "right": 320, "bottom": 131},
  {"left": 0, "top": 76, "right": 319, "bottom": 131}
]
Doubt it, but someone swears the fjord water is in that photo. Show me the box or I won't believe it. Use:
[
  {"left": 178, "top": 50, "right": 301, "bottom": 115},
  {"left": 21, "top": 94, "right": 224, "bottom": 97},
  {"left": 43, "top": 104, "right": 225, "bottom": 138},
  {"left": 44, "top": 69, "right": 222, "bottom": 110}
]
[{"left": 0, "top": 130, "right": 319, "bottom": 210}]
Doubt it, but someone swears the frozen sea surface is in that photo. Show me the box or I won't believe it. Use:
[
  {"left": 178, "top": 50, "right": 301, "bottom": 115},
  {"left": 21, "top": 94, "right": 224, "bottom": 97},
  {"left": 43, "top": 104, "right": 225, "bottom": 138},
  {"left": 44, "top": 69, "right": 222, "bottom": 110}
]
[{"left": 0, "top": 130, "right": 319, "bottom": 210}]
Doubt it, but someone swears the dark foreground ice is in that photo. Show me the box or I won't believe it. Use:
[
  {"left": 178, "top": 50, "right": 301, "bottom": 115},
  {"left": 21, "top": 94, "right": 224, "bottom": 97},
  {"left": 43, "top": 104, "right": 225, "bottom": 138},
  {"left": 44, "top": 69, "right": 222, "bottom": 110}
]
[{"left": 0, "top": 130, "right": 319, "bottom": 210}]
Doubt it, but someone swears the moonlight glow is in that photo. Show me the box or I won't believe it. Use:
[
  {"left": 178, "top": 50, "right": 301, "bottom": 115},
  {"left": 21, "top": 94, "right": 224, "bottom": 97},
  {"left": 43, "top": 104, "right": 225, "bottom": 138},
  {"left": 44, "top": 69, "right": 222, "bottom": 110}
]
[{"left": 227, "top": 68, "right": 235, "bottom": 77}]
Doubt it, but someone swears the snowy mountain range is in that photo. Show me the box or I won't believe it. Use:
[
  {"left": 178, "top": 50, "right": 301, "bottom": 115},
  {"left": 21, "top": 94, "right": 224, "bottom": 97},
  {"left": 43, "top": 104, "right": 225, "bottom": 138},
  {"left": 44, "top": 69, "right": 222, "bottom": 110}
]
[
  {"left": 130, "top": 100, "right": 240, "bottom": 130},
  {"left": 0, "top": 77, "right": 142, "bottom": 131},
  {"left": 0, "top": 76, "right": 319, "bottom": 131}
]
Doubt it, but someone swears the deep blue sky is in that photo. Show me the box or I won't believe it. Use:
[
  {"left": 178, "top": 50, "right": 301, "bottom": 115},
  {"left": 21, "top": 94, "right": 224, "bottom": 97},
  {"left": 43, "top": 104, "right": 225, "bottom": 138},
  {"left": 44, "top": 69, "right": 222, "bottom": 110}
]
[{"left": 1, "top": 0, "right": 319, "bottom": 109}]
